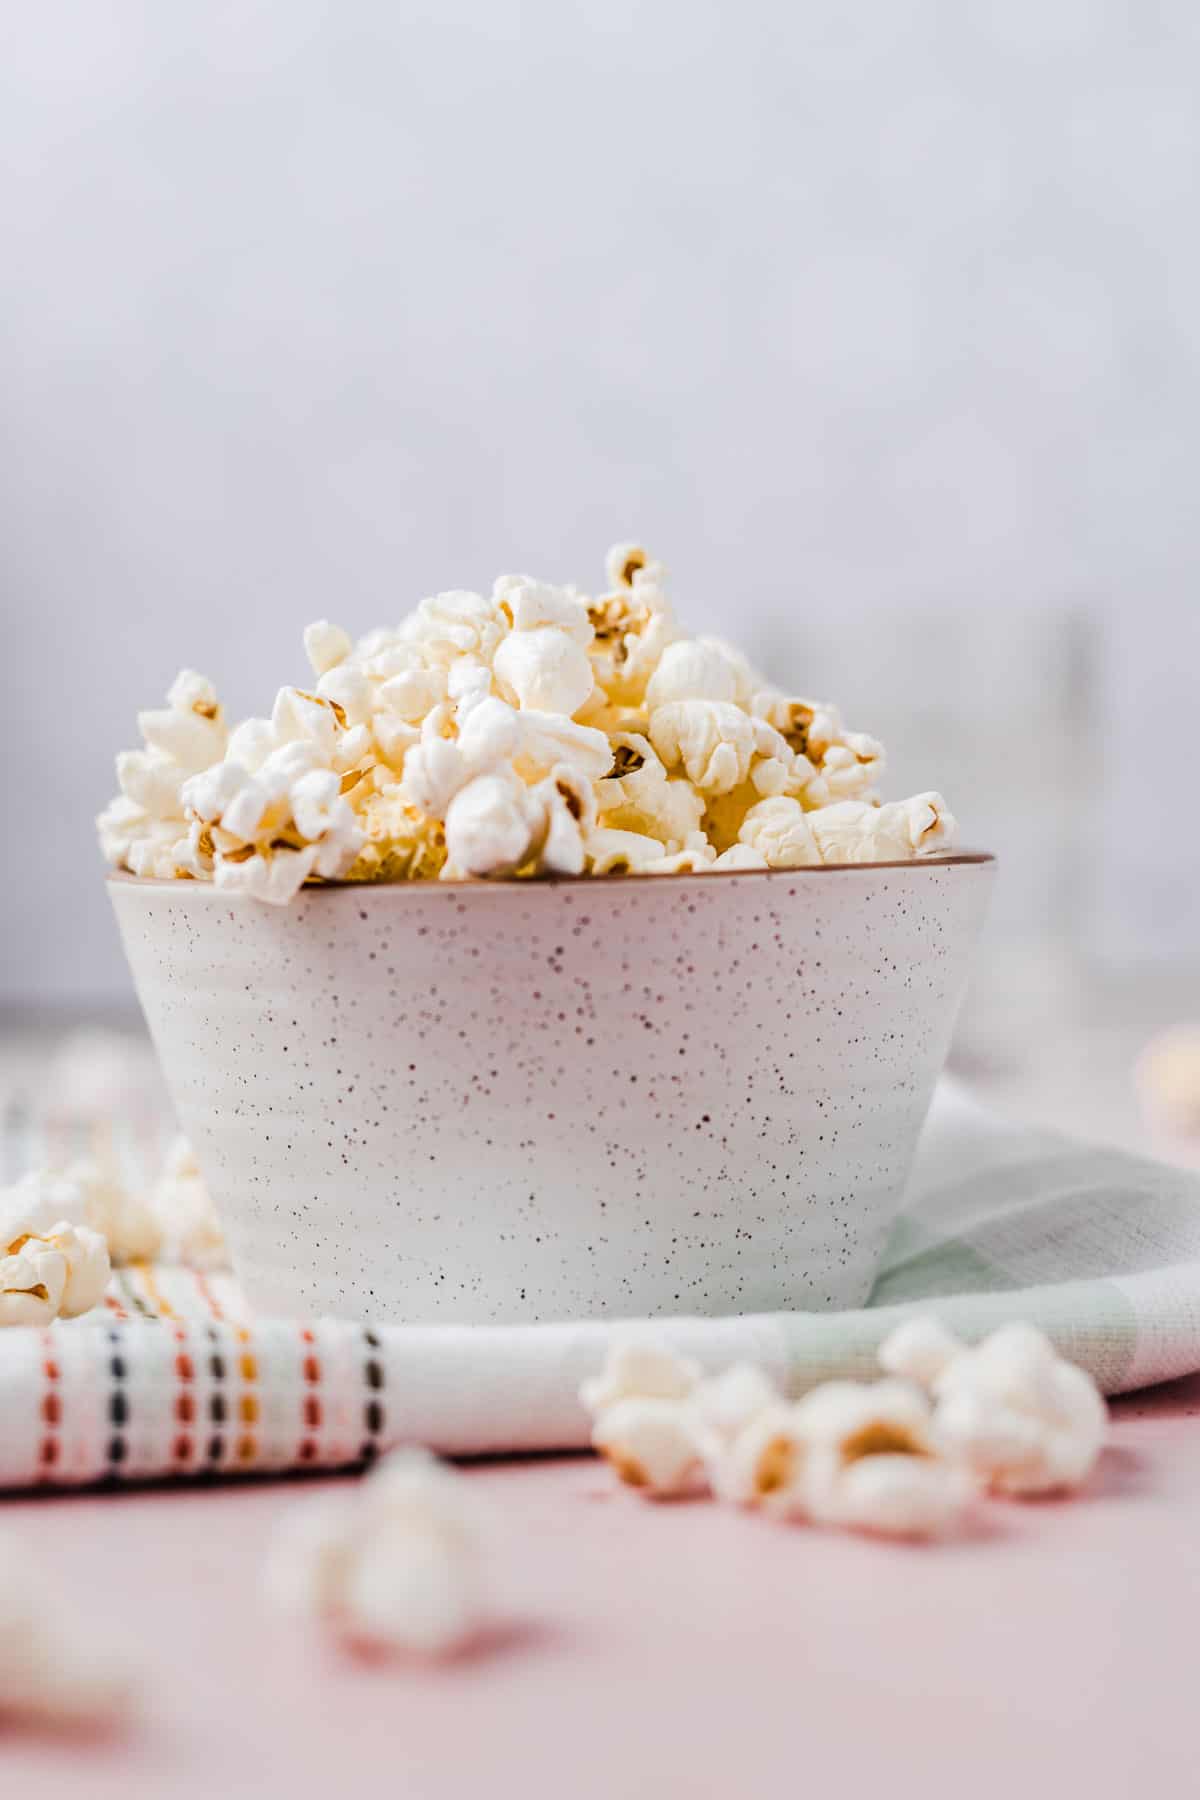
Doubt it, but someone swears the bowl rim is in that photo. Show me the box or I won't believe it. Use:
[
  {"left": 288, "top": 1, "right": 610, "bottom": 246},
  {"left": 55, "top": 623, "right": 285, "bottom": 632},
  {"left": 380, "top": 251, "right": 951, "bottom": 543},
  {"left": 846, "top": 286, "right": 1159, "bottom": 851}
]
[{"left": 107, "top": 850, "right": 995, "bottom": 900}]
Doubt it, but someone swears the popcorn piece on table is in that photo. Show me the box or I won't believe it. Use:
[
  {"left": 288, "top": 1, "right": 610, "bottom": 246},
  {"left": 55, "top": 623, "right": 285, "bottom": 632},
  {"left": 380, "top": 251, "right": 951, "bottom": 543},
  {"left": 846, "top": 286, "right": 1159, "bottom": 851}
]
[
  {"left": 590, "top": 1398, "right": 706, "bottom": 1498},
  {"left": 916, "top": 1322, "right": 1107, "bottom": 1497},
  {"left": 685, "top": 1363, "right": 810, "bottom": 1514},
  {"left": 265, "top": 1448, "right": 487, "bottom": 1657},
  {"left": 581, "top": 1341, "right": 706, "bottom": 1499},
  {"left": 794, "top": 1378, "right": 974, "bottom": 1539},
  {"left": 710, "top": 1404, "right": 818, "bottom": 1518},
  {"left": 0, "top": 1532, "right": 139, "bottom": 1729}
]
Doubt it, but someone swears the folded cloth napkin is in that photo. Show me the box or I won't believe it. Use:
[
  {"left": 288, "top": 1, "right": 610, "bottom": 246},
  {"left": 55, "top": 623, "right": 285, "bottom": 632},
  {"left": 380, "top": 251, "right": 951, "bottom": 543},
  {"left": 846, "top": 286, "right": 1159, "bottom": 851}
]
[{"left": 2, "top": 1080, "right": 1198, "bottom": 1489}]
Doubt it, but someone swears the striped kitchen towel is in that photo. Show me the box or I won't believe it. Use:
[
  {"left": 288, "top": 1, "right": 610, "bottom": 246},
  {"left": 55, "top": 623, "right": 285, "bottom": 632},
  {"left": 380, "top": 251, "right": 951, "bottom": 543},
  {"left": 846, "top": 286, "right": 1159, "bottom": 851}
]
[{"left": 2, "top": 1080, "right": 1199, "bottom": 1489}]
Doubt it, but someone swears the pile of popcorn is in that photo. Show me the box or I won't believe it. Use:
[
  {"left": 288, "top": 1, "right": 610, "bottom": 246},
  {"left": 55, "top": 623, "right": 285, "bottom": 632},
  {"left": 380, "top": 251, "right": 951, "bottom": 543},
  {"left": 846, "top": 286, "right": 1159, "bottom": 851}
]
[
  {"left": 581, "top": 1317, "right": 1108, "bottom": 1537},
  {"left": 99, "top": 543, "right": 957, "bottom": 903}
]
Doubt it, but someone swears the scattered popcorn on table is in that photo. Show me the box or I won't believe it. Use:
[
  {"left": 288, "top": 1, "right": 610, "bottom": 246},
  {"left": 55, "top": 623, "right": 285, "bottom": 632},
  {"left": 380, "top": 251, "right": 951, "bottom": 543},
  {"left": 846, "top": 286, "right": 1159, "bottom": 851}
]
[
  {"left": 265, "top": 1448, "right": 487, "bottom": 1657},
  {"left": 583, "top": 1319, "right": 1107, "bottom": 1539},
  {"left": 0, "top": 1532, "right": 140, "bottom": 1727},
  {"left": 101, "top": 545, "right": 961, "bottom": 901},
  {"left": 879, "top": 1320, "right": 1109, "bottom": 1497}
]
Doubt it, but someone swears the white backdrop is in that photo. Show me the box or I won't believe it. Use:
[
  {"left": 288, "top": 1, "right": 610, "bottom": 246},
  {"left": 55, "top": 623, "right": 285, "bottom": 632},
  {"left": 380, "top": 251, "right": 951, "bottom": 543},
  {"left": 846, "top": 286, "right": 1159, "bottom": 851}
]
[{"left": 3, "top": 0, "right": 1198, "bottom": 1003}]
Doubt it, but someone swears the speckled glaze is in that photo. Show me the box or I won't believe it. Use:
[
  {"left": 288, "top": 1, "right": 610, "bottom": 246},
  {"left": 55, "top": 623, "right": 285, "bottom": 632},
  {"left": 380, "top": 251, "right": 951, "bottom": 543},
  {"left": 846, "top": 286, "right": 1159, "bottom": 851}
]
[{"left": 109, "top": 859, "right": 993, "bottom": 1325}]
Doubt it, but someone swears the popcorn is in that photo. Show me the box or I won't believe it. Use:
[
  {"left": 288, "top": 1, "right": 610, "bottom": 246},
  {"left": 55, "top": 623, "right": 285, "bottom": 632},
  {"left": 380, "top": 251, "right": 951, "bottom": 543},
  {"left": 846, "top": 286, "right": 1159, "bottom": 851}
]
[
  {"left": 401, "top": 589, "right": 508, "bottom": 668},
  {"left": 583, "top": 1329, "right": 1102, "bottom": 1542},
  {"left": 709, "top": 1405, "right": 814, "bottom": 1517},
  {"left": 532, "top": 766, "right": 594, "bottom": 876},
  {"left": 642, "top": 835, "right": 717, "bottom": 875},
  {"left": 586, "top": 580, "right": 678, "bottom": 707},
  {"left": 877, "top": 1315, "right": 964, "bottom": 1387},
  {"left": 98, "top": 669, "right": 229, "bottom": 880},
  {"left": 738, "top": 797, "right": 821, "bottom": 868},
  {"left": 590, "top": 1397, "right": 705, "bottom": 1498},
  {"left": 648, "top": 700, "right": 756, "bottom": 796},
  {"left": 265, "top": 1448, "right": 486, "bottom": 1657},
  {"left": 347, "top": 789, "right": 447, "bottom": 882},
  {"left": 303, "top": 619, "right": 352, "bottom": 677},
  {"left": 579, "top": 1341, "right": 701, "bottom": 1417},
  {"left": 0, "top": 1531, "right": 140, "bottom": 1727},
  {"left": 444, "top": 772, "right": 546, "bottom": 879},
  {"left": 604, "top": 542, "right": 652, "bottom": 590},
  {"left": 712, "top": 844, "right": 768, "bottom": 871},
  {"left": 493, "top": 626, "right": 594, "bottom": 717},
  {"left": 494, "top": 576, "right": 592, "bottom": 644},
  {"left": 807, "top": 794, "right": 956, "bottom": 864},
  {"left": 644, "top": 639, "right": 741, "bottom": 709},
  {"left": 594, "top": 733, "right": 705, "bottom": 849},
  {"left": 2, "top": 1162, "right": 160, "bottom": 1265},
  {"left": 1137, "top": 1026, "right": 1200, "bottom": 1137},
  {"left": 586, "top": 827, "right": 668, "bottom": 874},
  {"left": 182, "top": 718, "right": 366, "bottom": 904},
  {"left": 102, "top": 543, "right": 960, "bottom": 899},
  {"left": 794, "top": 1378, "right": 972, "bottom": 1539},
  {"left": 150, "top": 1137, "right": 229, "bottom": 1271},
  {"left": 819, "top": 733, "right": 886, "bottom": 802},
  {"left": 827, "top": 1454, "right": 976, "bottom": 1539},
  {"left": 0, "top": 1220, "right": 109, "bottom": 1326},
  {"left": 898, "top": 1321, "right": 1109, "bottom": 1497},
  {"left": 0, "top": 1239, "right": 67, "bottom": 1326},
  {"left": 686, "top": 1362, "right": 792, "bottom": 1503},
  {"left": 686, "top": 1362, "right": 781, "bottom": 1452},
  {"left": 752, "top": 694, "right": 844, "bottom": 763}
]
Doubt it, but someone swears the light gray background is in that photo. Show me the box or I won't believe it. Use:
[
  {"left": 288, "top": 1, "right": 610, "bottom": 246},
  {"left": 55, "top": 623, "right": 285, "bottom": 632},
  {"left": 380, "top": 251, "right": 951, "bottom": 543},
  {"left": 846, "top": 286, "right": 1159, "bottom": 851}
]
[{"left": 3, "top": 0, "right": 1198, "bottom": 1008}]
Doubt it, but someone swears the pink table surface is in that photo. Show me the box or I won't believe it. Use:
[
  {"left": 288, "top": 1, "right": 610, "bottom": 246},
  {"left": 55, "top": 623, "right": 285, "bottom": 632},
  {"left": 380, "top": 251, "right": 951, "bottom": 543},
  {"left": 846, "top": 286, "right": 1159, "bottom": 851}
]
[{"left": 4, "top": 1375, "right": 1198, "bottom": 1800}]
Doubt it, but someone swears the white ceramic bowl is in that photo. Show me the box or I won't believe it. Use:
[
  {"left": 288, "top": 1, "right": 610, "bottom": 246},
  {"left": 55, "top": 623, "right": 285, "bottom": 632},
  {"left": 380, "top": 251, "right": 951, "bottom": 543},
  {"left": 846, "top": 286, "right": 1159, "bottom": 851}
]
[{"left": 110, "top": 857, "right": 993, "bottom": 1325}]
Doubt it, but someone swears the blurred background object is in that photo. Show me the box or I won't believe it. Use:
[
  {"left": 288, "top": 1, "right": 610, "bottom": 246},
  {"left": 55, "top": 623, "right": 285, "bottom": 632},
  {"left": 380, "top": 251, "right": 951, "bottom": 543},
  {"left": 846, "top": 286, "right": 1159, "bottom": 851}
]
[{"left": 2, "top": 1, "right": 1198, "bottom": 1148}]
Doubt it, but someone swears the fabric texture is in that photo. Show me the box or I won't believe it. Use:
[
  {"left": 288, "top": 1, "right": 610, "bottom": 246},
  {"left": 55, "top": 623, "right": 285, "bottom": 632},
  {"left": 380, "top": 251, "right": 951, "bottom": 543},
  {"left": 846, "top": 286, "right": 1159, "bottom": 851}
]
[{"left": 2, "top": 1080, "right": 1198, "bottom": 1490}]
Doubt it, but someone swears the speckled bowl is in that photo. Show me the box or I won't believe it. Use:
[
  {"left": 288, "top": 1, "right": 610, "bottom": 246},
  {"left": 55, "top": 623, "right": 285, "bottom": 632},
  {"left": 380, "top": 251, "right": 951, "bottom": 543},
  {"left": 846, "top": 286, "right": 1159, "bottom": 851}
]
[{"left": 109, "top": 856, "right": 993, "bottom": 1325}]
